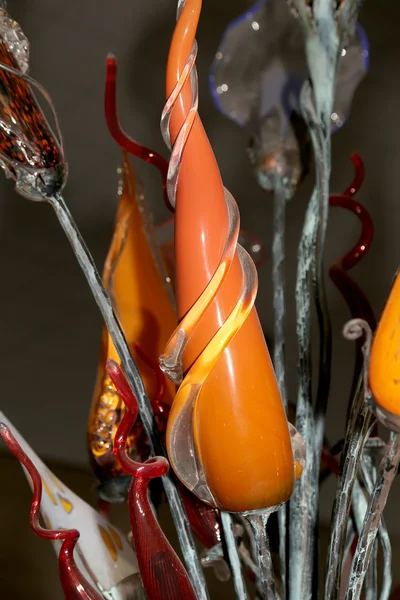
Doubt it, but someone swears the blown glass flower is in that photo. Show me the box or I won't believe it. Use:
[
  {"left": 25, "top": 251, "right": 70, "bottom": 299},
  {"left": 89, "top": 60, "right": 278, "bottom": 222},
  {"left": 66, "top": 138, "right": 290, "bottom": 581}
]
[
  {"left": 0, "top": 9, "right": 66, "bottom": 200},
  {"left": 209, "top": 0, "right": 369, "bottom": 190}
]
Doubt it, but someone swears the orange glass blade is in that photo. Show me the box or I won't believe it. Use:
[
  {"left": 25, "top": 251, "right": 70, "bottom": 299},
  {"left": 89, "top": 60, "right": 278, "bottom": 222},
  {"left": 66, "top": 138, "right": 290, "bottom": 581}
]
[{"left": 89, "top": 156, "right": 176, "bottom": 478}]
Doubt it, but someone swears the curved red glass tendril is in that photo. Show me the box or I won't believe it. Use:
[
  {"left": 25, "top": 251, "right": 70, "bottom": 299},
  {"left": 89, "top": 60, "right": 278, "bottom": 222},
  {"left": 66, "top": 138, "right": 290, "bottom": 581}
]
[
  {"left": 107, "top": 359, "right": 197, "bottom": 600},
  {"left": 0, "top": 423, "right": 103, "bottom": 600},
  {"left": 105, "top": 55, "right": 173, "bottom": 212},
  {"left": 321, "top": 448, "right": 340, "bottom": 478},
  {"left": 95, "top": 344, "right": 167, "bottom": 515},
  {"left": 328, "top": 153, "right": 376, "bottom": 326},
  {"left": 328, "top": 153, "right": 376, "bottom": 415},
  {"left": 105, "top": 54, "right": 266, "bottom": 275}
]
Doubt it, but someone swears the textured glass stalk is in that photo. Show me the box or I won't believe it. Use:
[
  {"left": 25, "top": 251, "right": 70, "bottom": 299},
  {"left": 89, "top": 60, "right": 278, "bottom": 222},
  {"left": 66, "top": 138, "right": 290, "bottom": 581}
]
[
  {"left": 288, "top": 2, "right": 363, "bottom": 596},
  {"left": 325, "top": 320, "right": 373, "bottom": 600},
  {"left": 244, "top": 511, "right": 279, "bottom": 600},
  {"left": 345, "top": 434, "right": 400, "bottom": 600},
  {"left": 48, "top": 193, "right": 208, "bottom": 600},
  {"left": 360, "top": 440, "right": 392, "bottom": 600},
  {"left": 272, "top": 183, "right": 289, "bottom": 600},
  {"left": 221, "top": 512, "right": 248, "bottom": 600}
]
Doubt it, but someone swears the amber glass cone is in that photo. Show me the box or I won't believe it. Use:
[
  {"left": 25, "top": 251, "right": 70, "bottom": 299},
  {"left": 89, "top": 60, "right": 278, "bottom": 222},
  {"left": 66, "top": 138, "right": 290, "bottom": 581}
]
[{"left": 89, "top": 156, "right": 176, "bottom": 478}]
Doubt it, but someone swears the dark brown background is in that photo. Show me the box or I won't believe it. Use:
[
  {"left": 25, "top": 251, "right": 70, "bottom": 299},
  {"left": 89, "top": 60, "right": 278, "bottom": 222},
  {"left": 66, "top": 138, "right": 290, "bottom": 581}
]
[{"left": 1, "top": 0, "right": 400, "bottom": 596}]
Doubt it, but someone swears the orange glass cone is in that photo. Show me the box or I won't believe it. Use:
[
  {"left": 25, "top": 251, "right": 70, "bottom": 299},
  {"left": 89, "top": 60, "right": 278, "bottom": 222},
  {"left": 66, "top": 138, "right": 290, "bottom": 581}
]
[
  {"left": 89, "top": 155, "right": 176, "bottom": 478},
  {"left": 165, "top": 0, "right": 296, "bottom": 513},
  {"left": 370, "top": 270, "right": 400, "bottom": 419}
]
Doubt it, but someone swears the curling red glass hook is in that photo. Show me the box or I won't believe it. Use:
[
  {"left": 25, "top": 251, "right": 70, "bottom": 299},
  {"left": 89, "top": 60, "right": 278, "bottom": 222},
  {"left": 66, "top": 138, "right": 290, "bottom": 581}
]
[
  {"left": 342, "top": 152, "right": 365, "bottom": 197},
  {"left": 328, "top": 153, "right": 377, "bottom": 430},
  {"left": 105, "top": 54, "right": 173, "bottom": 212},
  {"left": 106, "top": 360, "right": 197, "bottom": 600},
  {"left": 107, "top": 359, "right": 167, "bottom": 479},
  {"left": 330, "top": 154, "right": 373, "bottom": 273},
  {"left": 328, "top": 153, "right": 375, "bottom": 327}
]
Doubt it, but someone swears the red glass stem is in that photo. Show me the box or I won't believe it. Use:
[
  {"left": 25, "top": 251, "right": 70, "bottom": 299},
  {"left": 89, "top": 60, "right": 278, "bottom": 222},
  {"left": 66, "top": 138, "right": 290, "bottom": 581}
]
[
  {"left": 178, "top": 481, "right": 222, "bottom": 549},
  {"left": 107, "top": 359, "right": 165, "bottom": 478},
  {"left": 128, "top": 477, "right": 197, "bottom": 600},
  {"left": 107, "top": 360, "right": 197, "bottom": 600},
  {"left": 321, "top": 448, "right": 340, "bottom": 478},
  {"left": 342, "top": 152, "right": 365, "bottom": 198},
  {"left": 0, "top": 423, "right": 103, "bottom": 600},
  {"left": 104, "top": 55, "right": 172, "bottom": 212}
]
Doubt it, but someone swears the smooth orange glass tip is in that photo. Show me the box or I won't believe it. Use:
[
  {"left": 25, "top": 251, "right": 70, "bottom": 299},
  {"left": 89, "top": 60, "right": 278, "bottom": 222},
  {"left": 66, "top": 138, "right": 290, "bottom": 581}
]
[
  {"left": 370, "top": 270, "right": 400, "bottom": 417},
  {"left": 191, "top": 313, "right": 296, "bottom": 513}
]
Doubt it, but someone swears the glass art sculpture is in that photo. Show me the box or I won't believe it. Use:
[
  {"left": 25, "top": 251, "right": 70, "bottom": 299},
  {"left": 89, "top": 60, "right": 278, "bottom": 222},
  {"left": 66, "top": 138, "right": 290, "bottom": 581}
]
[
  {"left": 209, "top": 0, "right": 369, "bottom": 193},
  {"left": 160, "top": 0, "right": 304, "bottom": 516},
  {"left": 1, "top": 1, "right": 400, "bottom": 600}
]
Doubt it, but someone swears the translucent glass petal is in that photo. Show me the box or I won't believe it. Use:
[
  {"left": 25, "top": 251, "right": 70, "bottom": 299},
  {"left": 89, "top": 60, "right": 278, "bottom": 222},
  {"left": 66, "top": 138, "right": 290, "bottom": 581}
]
[{"left": 210, "top": 0, "right": 369, "bottom": 134}]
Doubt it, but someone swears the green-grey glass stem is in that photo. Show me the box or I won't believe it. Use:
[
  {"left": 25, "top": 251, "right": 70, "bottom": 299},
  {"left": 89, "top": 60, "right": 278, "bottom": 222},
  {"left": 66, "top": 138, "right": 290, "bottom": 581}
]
[
  {"left": 363, "top": 448, "right": 378, "bottom": 600},
  {"left": 344, "top": 433, "right": 400, "bottom": 600},
  {"left": 351, "top": 480, "right": 377, "bottom": 600},
  {"left": 272, "top": 183, "right": 288, "bottom": 409},
  {"left": 289, "top": 182, "right": 318, "bottom": 600},
  {"left": 287, "top": 0, "right": 359, "bottom": 595},
  {"left": 244, "top": 512, "right": 279, "bottom": 600},
  {"left": 360, "top": 443, "right": 392, "bottom": 600},
  {"left": 324, "top": 375, "right": 372, "bottom": 600},
  {"left": 48, "top": 193, "right": 209, "bottom": 600},
  {"left": 272, "top": 183, "right": 288, "bottom": 600},
  {"left": 221, "top": 512, "right": 248, "bottom": 600}
]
